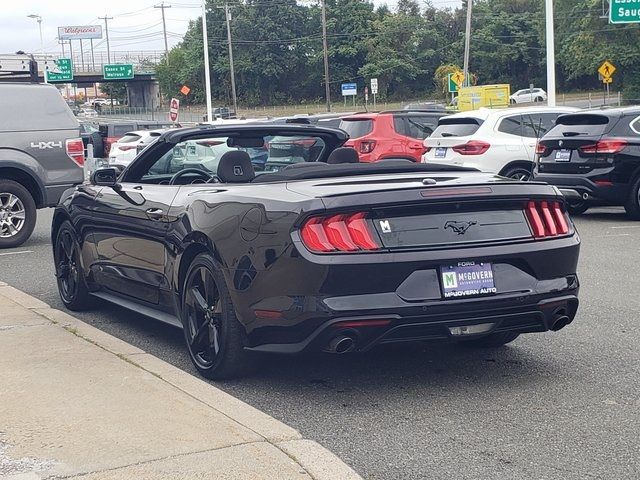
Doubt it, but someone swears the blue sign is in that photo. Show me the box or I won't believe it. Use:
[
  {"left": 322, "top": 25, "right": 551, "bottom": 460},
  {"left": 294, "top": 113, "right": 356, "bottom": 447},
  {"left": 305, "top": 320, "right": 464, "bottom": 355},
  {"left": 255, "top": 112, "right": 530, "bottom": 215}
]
[{"left": 341, "top": 83, "right": 357, "bottom": 96}]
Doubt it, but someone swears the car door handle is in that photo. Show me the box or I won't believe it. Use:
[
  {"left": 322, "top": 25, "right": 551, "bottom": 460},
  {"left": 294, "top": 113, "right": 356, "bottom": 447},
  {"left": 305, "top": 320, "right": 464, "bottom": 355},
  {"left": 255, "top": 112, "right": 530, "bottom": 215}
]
[{"left": 145, "top": 208, "right": 164, "bottom": 220}]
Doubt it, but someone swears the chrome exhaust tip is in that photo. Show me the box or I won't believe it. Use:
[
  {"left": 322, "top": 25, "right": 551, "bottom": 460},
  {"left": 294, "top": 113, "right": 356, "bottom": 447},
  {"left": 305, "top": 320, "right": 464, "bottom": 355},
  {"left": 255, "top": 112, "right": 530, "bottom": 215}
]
[{"left": 325, "top": 335, "right": 356, "bottom": 354}]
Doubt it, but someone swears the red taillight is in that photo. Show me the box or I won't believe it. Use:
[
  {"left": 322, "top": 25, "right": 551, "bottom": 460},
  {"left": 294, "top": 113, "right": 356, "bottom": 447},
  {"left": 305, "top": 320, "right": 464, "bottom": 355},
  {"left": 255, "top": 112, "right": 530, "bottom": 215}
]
[
  {"left": 359, "top": 140, "right": 377, "bottom": 154},
  {"left": 65, "top": 138, "right": 85, "bottom": 167},
  {"left": 323, "top": 215, "right": 359, "bottom": 251},
  {"left": 525, "top": 200, "right": 570, "bottom": 239},
  {"left": 535, "top": 142, "right": 549, "bottom": 156},
  {"left": 579, "top": 139, "right": 627, "bottom": 154},
  {"left": 300, "top": 212, "right": 381, "bottom": 253},
  {"left": 451, "top": 140, "right": 490, "bottom": 155},
  {"left": 118, "top": 145, "right": 137, "bottom": 151}
]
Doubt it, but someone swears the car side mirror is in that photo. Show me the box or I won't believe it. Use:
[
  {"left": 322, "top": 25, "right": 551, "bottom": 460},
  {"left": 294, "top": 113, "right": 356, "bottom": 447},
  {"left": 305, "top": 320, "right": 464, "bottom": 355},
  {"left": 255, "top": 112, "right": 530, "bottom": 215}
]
[{"left": 90, "top": 167, "right": 119, "bottom": 187}]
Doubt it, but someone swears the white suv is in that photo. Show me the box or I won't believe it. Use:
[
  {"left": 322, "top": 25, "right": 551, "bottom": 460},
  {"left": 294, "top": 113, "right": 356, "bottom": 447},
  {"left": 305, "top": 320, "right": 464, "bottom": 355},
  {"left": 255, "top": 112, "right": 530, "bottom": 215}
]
[
  {"left": 422, "top": 107, "right": 577, "bottom": 180},
  {"left": 510, "top": 88, "right": 547, "bottom": 104}
]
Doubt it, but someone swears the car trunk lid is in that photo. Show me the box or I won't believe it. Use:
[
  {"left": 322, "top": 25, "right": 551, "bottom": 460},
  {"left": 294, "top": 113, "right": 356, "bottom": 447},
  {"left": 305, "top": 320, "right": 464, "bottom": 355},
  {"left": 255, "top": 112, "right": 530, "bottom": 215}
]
[{"left": 291, "top": 174, "right": 567, "bottom": 251}]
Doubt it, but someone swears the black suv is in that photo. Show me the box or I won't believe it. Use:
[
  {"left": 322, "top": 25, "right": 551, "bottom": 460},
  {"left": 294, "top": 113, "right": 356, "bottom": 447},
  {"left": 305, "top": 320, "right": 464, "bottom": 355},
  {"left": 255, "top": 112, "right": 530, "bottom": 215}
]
[{"left": 534, "top": 107, "right": 640, "bottom": 218}]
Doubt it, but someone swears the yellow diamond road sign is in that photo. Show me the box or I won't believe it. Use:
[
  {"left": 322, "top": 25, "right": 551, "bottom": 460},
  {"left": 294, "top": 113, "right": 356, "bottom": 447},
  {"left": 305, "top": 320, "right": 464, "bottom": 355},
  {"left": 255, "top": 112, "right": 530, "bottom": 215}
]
[
  {"left": 451, "top": 71, "right": 465, "bottom": 88},
  {"left": 598, "top": 61, "right": 616, "bottom": 79}
]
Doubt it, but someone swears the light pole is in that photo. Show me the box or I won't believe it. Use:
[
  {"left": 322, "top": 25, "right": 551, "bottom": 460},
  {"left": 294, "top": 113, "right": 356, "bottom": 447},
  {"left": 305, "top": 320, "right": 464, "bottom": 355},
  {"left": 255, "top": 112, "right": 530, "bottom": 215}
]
[
  {"left": 202, "top": 0, "right": 213, "bottom": 122},
  {"left": 27, "top": 14, "right": 44, "bottom": 54},
  {"left": 545, "top": 0, "right": 556, "bottom": 106}
]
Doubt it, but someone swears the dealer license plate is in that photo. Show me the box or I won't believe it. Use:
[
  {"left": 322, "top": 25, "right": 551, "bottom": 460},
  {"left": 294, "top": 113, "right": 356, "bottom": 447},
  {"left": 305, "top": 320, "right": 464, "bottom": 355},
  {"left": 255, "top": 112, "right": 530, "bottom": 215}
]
[
  {"left": 435, "top": 147, "right": 447, "bottom": 158},
  {"left": 555, "top": 149, "right": 572, "bottom": 162},
  {"left": 440, "top": 262, "right": 496, "bottom": 299}
]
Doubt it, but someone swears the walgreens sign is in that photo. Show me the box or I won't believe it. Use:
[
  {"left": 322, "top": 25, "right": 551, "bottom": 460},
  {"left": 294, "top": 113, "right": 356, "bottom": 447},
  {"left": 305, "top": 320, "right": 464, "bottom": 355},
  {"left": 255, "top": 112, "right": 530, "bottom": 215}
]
[{"left": 58, "top": 25, "right": 103, "bottom": 40}]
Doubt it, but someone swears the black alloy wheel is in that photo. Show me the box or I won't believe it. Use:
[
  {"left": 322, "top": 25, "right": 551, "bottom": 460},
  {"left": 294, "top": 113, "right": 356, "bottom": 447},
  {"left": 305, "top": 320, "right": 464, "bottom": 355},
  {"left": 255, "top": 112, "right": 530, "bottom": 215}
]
[
  {"left": 54, "top": 221, "right": 91, "bottom": 310},
  {"left": 184, "top": 266, "right": 223, "bottom": 369},
  {"left": 181, "top": 253, "right": 254, "bottom": 379}
]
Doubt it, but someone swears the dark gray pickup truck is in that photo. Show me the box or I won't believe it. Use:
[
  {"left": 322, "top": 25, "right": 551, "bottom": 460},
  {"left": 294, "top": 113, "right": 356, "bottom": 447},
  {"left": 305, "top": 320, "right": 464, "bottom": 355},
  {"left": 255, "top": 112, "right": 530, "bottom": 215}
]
[{"left": 0, "top": 83, "right": 84, "bottom": 247}]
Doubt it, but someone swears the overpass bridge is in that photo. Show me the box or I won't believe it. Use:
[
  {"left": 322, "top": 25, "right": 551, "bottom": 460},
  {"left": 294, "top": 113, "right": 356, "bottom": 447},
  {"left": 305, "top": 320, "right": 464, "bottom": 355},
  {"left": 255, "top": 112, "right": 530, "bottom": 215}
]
[{"left": 0, "top": 52, "right": 162, "bottom": 108}]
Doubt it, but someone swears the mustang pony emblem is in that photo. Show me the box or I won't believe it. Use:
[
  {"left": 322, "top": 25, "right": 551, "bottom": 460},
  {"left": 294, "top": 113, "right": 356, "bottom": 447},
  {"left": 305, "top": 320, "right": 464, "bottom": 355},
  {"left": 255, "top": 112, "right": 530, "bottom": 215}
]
[{"left": 444, "top": 220, "right": 477, "bottom": 235}]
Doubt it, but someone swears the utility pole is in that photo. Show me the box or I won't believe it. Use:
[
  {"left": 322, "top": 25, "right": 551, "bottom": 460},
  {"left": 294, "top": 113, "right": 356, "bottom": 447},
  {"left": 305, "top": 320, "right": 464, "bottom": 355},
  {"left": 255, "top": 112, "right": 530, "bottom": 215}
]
[
  {"left": 224, "top": 4, "right": 238, "bottom": 115},
  {"left": 154, "top": 2, "right": 172, "bottom": 54},
  {"left": 462, "top": 0, "right": 472, "bottom": 87},
  {"left": 201, "top": 0, "right": 213, "bottom": 122},
  {"left": 545, "top": 0, "right": 556, "bottom": 106},
  {"left": 99, "top": 15, "right": 113, "bottom": 63},
  {"left": 320, "top": 0, "right": 331, "bottom": 112}
]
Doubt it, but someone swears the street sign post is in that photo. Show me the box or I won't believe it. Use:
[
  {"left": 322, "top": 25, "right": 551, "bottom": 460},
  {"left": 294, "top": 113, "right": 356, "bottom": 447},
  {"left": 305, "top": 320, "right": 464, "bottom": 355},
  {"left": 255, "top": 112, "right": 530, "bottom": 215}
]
[
  {"left": 598, "top": 61, "right": 616, "bottom": 106},
  {"left": 341, "top": 83, "right": 357, "bottom": 107},
  {"left": 610, "top": 1, "right": 640, "bottom": 23},
  {"left": 169, "top": 97, "right": 180, "bottom": 122},
  {"left": 45, "top": 58, "right": 73, "bottom": 82},
  {"left": 103, "top": 64, "right": 134, "bottom": 80},
  {"left": 370, "top": 78, "right": 378, "bottom": 108}
]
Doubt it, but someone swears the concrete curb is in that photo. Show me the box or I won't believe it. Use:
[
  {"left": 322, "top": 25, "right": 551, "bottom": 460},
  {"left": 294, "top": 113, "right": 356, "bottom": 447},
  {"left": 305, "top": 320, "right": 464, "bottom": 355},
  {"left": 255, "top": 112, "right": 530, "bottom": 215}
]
[{"left": 0, "top": 284, "right": 362, "bottom": 480}]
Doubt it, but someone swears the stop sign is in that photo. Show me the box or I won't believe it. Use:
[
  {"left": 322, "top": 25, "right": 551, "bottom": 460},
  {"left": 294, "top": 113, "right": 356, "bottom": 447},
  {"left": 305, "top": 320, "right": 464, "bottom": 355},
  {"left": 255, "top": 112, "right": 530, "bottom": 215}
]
[{"left": 169, "top": 98, "right": 180, "bottom": 122}]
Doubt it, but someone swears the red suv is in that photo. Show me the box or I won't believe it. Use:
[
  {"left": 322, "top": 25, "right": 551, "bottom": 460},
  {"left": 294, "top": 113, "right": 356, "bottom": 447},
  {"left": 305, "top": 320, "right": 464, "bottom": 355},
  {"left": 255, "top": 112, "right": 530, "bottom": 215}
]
[{"left": 340, "top": 111, "right": 446, "bottom": 162}]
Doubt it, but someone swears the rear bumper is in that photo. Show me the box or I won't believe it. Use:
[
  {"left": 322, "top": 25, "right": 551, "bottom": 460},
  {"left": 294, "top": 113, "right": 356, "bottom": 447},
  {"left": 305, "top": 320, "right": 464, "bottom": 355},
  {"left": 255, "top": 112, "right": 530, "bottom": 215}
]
[
  {"left": 238, "top": 234, "right": 581, "bottom": 354},
  {"left": 534, "top": 171, "right": 629, "bottom": 204},
  {"left": 247, "top": 291, "right": 579, "bottom": 354}
]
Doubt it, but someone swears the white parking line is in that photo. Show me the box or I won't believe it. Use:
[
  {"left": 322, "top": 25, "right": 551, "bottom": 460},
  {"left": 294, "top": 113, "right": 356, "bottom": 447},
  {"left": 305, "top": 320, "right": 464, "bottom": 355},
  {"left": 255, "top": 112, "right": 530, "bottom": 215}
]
[
  {"left": 611, "top": 225, "right": 640, "bottom": 229},
  {"left": 0, "top": 250, "right": 33, "bottom": 257}
]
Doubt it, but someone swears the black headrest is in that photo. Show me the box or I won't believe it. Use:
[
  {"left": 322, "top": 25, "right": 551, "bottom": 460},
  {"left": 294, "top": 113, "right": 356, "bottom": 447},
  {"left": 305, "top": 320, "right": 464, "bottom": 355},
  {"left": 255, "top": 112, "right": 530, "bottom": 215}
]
[
  {"left": 217, "top": 151, "right": 255, "bottom": 183},
  {"left": 327, "top": 147, "right": 359, "bottom": 164}
]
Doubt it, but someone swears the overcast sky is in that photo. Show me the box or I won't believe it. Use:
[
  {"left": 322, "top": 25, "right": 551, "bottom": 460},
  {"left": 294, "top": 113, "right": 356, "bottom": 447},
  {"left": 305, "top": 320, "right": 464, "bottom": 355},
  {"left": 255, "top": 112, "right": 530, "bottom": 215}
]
[{"left": 2, "top": 0, "right": 462, "bottom": 56}]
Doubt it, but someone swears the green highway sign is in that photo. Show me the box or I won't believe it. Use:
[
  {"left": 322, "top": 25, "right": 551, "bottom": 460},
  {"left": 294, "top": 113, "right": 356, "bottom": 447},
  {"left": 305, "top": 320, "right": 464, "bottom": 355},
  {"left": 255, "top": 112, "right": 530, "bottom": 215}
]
[
  {"left": 610, "top": 1, "right": 640, "bottom": 24},
  {"left": 103, "top": 64, "right": 134, "bottom": 80},
  {"left": 46, "top": 58, "right": 73, "bottom": 82}
]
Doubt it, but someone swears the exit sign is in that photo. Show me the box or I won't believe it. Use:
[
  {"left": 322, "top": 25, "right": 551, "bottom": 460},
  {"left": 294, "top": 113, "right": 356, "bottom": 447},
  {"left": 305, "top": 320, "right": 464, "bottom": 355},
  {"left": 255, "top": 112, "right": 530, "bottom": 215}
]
[
  {"left": 103, "top": 64, "right": 134, "bottom": 80},
  {"left": 610, "top": 1, "right": 640, "bottom": 23},
  {"left": 46, "top": 58, "right": 73, "bottom": 82}
]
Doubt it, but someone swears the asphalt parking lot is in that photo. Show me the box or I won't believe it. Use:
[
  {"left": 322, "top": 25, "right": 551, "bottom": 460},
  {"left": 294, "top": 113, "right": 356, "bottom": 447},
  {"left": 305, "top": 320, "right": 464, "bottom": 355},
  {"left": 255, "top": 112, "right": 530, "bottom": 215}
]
[{"left": 2, "top": 207, "right": 639, "bottom": 479}]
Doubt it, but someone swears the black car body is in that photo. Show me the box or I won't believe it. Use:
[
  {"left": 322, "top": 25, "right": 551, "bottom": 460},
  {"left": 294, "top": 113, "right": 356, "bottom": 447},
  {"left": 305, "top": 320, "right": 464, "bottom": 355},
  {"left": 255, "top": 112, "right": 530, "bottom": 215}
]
[
  {"left": 51, "top": 124, "right": 580, "bottom": 379},
  {"left": 534, "top": 108, "right": 640, "bottom": 217}
]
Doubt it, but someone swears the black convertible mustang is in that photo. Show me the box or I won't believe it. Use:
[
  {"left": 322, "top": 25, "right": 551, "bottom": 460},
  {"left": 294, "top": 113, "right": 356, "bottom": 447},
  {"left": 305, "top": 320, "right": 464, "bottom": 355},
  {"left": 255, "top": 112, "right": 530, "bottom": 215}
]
[{"left": 52, "top": 124, "right": 580, "bottom": 379}]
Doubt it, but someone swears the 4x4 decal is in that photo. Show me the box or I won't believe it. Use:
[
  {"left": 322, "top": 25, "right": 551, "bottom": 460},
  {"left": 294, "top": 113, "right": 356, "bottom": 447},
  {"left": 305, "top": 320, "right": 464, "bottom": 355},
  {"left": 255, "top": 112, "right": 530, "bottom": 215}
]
[{"left": 30, "top": 141, "right": 63, "bottom": 149}]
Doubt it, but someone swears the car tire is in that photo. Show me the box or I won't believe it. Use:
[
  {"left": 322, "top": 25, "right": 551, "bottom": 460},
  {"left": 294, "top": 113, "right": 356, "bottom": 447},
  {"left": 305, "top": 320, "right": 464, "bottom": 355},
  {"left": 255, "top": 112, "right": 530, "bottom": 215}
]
[
  {"left": 181, "top": 253, "right": 256, "bottom": 380},
  {"left": 567, "top": 202, "right": 590, "bottom": 216},
  {"left": 624, "top": 175, "right": 640, "bottom": 220},
  {"left": 502, "top": 166, "right": 532, "bottom": 181},
  {"left": 459, "top": 331, "right": 520, "bottom": 348},
  {"left": 0, "top": 180, "right": 37, "bottom": 249},
  {"left": 510, "top": 99, "right": 516, "bottom": 105},
  {"left": 89, "top": 132, "right": 105, "bottom": 158},
  {"left": 54, "top": 220, "right": 92, "bottom": 311},
  {"left": 535, "top": 96, "right": 544, "bottom": 102}
]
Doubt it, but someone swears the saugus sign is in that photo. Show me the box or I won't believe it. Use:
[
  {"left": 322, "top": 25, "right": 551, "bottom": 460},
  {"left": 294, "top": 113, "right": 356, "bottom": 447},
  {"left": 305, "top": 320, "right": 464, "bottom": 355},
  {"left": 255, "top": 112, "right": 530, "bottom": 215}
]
[{"left": 610, "top": 0, "right": 640, "bottom": 24}]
